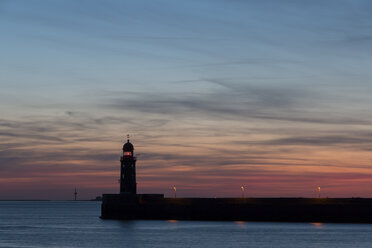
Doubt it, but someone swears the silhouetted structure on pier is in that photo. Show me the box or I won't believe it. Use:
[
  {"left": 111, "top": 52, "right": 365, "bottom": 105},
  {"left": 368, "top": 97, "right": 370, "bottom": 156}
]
[
  {"left": 120, "top": 137, "right": 136, "bottom": 194},
  {"left": 101, "top": 139, "right": 372, "bottom": 223}
]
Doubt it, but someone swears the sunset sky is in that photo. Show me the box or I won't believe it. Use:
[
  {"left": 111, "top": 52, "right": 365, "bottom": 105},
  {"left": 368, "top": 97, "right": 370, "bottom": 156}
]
[{"left": 1, "top": 0, "right": 372, "bottom": 200}]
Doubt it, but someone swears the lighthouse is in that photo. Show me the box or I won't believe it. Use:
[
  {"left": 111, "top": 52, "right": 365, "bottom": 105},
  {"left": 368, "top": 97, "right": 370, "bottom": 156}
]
[{"left": 120, "top": 137, "right": 137, "bottom": 194}]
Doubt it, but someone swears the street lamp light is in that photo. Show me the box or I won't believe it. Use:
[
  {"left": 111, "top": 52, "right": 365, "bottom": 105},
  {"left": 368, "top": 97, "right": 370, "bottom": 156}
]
[
  {"left": 173, "top": 185, "right": 177, "bottom": 198},
  {"left": 241, "top": 186, "right": 245, "bottom": 198},
  {"left": 318, "top": 186, "right": 321, "bottom": 198}
]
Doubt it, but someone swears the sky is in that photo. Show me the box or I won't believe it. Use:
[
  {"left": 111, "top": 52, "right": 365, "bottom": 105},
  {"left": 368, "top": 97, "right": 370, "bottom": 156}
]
[{"left": 1, "top": 0, "right": 372, "bottom": 200}]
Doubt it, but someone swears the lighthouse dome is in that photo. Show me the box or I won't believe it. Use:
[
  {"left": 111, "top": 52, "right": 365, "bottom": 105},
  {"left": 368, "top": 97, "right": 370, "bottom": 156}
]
[{"left": 123, "top": 140, "right": 134, "bottom": 152}]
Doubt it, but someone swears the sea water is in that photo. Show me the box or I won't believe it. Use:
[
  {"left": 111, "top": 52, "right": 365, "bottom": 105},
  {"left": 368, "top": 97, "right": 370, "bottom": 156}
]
[{"left": 0, "top": 201, "right": 372, "bottom": 248}]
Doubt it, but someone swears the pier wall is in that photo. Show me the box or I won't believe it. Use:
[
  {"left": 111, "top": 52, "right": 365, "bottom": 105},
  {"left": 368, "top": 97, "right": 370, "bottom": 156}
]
[{"left": 101, "top": 194, "right": 372, "bottom": 223}]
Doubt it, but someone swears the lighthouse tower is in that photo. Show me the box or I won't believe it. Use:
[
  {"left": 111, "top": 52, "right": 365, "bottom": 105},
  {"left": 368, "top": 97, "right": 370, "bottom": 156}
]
[{"left": 120, "top": 137, "right": 137, "bottom": 194}]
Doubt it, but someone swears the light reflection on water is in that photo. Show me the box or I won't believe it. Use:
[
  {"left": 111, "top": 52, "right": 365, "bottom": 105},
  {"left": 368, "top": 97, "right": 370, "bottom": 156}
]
[
  {"left": 0, "top": 201, "right": 372, "bottom": 248},
  {"left": 311, "top": 222, "right": 324, "bottom": 228},
  {"left": 234, "top": 221, "right": 246, "bottom": 228}
]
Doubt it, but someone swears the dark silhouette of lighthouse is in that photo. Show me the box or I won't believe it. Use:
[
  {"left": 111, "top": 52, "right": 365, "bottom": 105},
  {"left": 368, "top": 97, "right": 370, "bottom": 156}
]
[{"left": 120, "top": 135, "right": 137, "bottom": 194}]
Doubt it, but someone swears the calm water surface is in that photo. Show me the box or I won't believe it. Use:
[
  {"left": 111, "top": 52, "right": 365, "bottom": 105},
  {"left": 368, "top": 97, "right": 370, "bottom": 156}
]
[{"left": 0, "top": 201, "right": 372, "bottom": 248}]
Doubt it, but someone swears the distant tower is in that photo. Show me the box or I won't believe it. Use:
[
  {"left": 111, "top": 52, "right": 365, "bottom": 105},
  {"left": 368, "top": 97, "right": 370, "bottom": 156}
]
[
  {"left": 120, "top": 135, "right": 137, "bottom": 194},
  {"left": 74, "top": 188, "right": 77, "bottom": 201}
]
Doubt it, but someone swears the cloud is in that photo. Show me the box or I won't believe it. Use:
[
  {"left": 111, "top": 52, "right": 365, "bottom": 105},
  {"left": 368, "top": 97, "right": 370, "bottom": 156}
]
[
  {"left": 101, "top": 80, "right": 371, "bottom": 127},
  {"left": 0, "top": 131, "right": 64, "bottom": 142},
  {"left": 265, "top": 135, "right": 372, "bottom": 147},
  {"left": 106, "top": 81, "right": 303, "bottom": 115}
]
